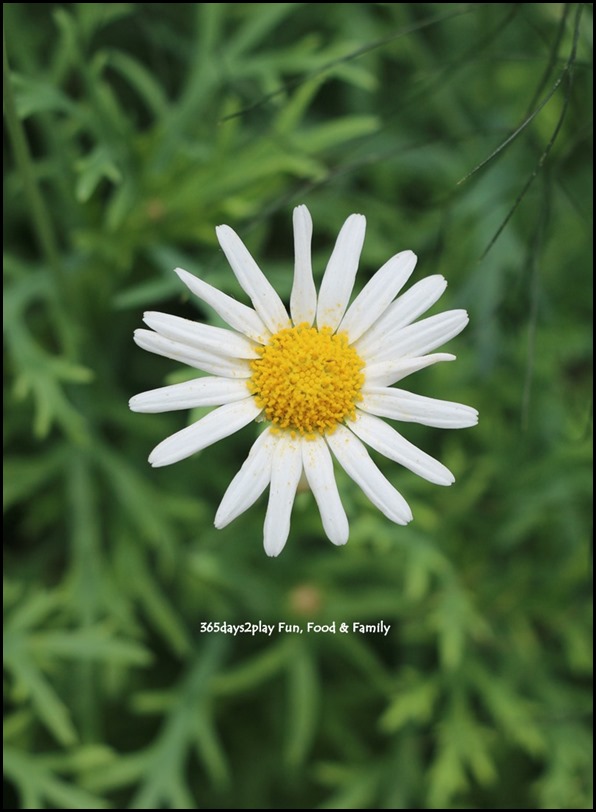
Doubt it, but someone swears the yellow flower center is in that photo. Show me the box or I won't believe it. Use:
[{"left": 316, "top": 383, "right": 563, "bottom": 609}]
[{"left": 248, "top": 323, "right": 365, "bottom": 438}]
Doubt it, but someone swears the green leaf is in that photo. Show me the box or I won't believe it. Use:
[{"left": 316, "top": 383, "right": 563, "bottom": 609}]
[
  {"left": 380, "top": 675, "right": 440, "bottom": 732},
  {"left": 293, "top": 116, "right": 380, "bottom": 154},
  {"left": 213, "top": 640, "right": 290, "bottom": 696},
  {"left": 113, "top": 277, "right": 181, "bottom": 311},
  {"left": 28, "top": 629, "right": 152, "bottom": 666},
  {"left": 75, "top": 3, "right": 134, "bottom": 41},
  {"left": 5, "top": 746, "right": 110, "bottom": 809},
  {"left": 106, "top": 49, "right": 168, "bottom": 118},
  {"left": 75, "top": 146, "right": 122, "bottom": 203},
  {"left": 8, "top": 653, "right": 78, "bottom": 746},
  {"left": 3, "top": 450, "right": 65, "bottom": 511},
  {"left": 126, "top": 544, "right": 192, "bottom": 656},
  {"left": 11, "top": 73, "right": 76, "bottom": 119},
  {"left": 193, "top": 711, "right": 231, "bottom": 789},
  {"left": 284, "top": 642, "right": 319, "bottom": 767}
]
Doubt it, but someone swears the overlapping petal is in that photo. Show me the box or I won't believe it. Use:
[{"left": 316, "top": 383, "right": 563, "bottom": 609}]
[
  {"left": 326, "top": 425, "right": 412, "bottom": 525},
  {"left": 216, "top": 225, "right": 291, "bottom": 333},
  {"left": 148, "top": 399, "right": 262, "bottom": 467},
  {"left": 215, "top": 428, "right": 278, "bottom": 528},
  {"left": 129, "top": 376, "right": 251, "bottom": 413},
  {"left": 302, "top": 434, "right": 349, "bottom": 545},
  {"left": 355, "top": 275, "right": 448, "bottom": 357},
  {"left": 360, "top": 387, "right": 479, "bottom": 428},
  {"left": 134, "top": 329, "right": 252, "bottom": 378},
  {"left": 348, "top": 410, "right": 454, "bottom": 485},
  {"left": 175, "top": 267, "right": 269, "bottom": 343},
  {"left": 339, "top": 250, "right": 417, "bottom": 343},
  {"left": 143, "top": 311, "right": 259, "bottom": 359},
  {"left": 263, "top": 435, "right": 303, "bottom": 557},
  {"left": 364, "top": 353, "right": 455, "bottom": 387},
  {"left": 366, "top": 310, "right": 469, "bottom": 364}
]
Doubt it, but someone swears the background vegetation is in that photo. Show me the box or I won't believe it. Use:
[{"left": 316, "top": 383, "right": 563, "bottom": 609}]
[{"left": 4, "top": 3, "right": 592, "bottom": 808}]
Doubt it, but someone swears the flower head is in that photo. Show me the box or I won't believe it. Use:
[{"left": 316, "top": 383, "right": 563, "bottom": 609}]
[{"left": 130, "top": 206, "right": 477, "bottom": 556}]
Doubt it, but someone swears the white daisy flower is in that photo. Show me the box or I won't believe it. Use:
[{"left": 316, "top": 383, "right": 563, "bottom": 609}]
[{"left": 130, "top": 205, "right": 478, "bottom": 556}]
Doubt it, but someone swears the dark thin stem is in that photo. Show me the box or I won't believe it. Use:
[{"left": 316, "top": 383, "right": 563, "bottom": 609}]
[
  {"left": 3, "top": 33, "right": 62, "bottom": 286},
  {"left": 480, "top": 2, "right": 584, "bottom": 258},
  {"left": 3, "top": 28, "right": 74, "bottom": 354},
  {"left": 522, "top": 174, "right": 550, "bottom": 431},
  {"left": 220, "top": 4, "right": 477, "bottom": 122},
  {"left": 524, "top": 3, "right": 571, "bottom": 116}
]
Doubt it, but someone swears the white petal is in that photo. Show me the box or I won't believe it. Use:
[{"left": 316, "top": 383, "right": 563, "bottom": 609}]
[
  {"left": 347, "top": 410, "right": 454, "bottom": 485},
  {"left": 362, "top": 310, "right": 469, "bottom": 364},
  {"left": 143, "top": 312, "right": 259, "bottom": 359},
  {"left": 263, "top": 435, "right": 303, "bottom": 557},
  {"left": 326, "top": 425, "right": 412, "bottom": 525},
  {"left": 360, "top": 387, "right": 479, "bottom": 429},
  {"left": 290, "top": 205, "right": 316, "bottom": 326},
  {"left": 174, "top": 267, "right": 269, "bottom": 343},
  {"left": 338, "top": 250, "right": 417, "bottom": 343},
  {"left": 215, "top": 428, "right": 278, "bottom": 528},
  {"left": 134, "top": 329, "right": 252, "bottom": 378},
  {"left": 148, "top": 399, "right": 262, "bottom": 467},
  {"left": 216, "top": 225, "right": 290, "bottom": 333},
  {"left": 301, "top": 435, "right": 349, "bottom": 546},
  {"left": 316, "top": 214, "right": 366, "bottom": 332},
  {"left": 355, "top": 275, "right": 448, "bottom": 357},
  {"left": 364, "top": 353, "right": 456, "bottom": 387},
  {"left": 129, "top": 377, "right": 251, "bottom": 413}
]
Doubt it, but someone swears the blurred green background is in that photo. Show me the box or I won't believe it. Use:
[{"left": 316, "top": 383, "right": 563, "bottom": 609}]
[{"left": 4, "top": 3, "right": 592, "bottom": 809}]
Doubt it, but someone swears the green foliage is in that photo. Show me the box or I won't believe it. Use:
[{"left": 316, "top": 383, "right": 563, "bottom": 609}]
[{"left": 4, "top": 3, "right": 592, "bottom": 808}]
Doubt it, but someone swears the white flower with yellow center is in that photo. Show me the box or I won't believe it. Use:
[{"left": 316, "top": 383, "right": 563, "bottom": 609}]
[{"left": 130, "top": 206, "right": 477, "bottom": 556}]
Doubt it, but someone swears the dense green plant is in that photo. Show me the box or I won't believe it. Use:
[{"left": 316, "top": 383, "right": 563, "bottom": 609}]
[{"left": 4, "top": 3, "right": 592, "bottom": 808}]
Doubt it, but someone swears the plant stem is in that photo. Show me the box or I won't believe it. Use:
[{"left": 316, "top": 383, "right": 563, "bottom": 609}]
[
  {"left": 3, "top": 28, "right": 74, "bottom": 354},
  {"left": 3, "top": 34, "right": 63, "bottom": 283}
]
